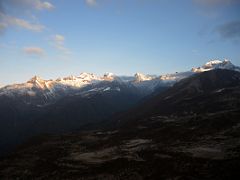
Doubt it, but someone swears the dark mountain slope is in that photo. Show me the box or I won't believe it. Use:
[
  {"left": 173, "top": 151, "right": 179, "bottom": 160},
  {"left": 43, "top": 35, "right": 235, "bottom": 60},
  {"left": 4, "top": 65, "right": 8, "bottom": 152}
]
[
  {"left": 147, "top": 69, "right": 240, "bottom": 113},
  {"left": 33, "top": 81, "right": 143, "bottom": 133},
  {"left": 0, "top": 81, "right": 144, "bottom": 156},
  {"left": 1, "top": 69, "right": 240, "bottom": 179},
  {"left": 0, "top": 96, "right": 41, "bottom": 155},
  {"left": 114, "top": 69, "right": 240, "bottom": 126}
]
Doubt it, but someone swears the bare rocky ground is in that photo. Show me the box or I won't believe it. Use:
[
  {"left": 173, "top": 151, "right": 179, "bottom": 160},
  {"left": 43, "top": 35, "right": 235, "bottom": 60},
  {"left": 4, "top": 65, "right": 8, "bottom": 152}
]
[{"left": 0, "top": 109, "right": 240, "bottom": 179}]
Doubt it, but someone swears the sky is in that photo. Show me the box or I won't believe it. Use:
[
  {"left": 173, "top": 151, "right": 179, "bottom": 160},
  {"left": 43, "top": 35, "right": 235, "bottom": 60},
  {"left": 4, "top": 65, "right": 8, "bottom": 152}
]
[{"left": 0, "top": 0, "right": 240, "bottom": 85}]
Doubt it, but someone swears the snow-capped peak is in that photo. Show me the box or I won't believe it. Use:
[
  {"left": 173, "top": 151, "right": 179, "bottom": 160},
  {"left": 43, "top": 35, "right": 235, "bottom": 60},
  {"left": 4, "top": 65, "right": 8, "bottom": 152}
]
[
  {"left": 104, "top": 72, "right": 114, "bottom": 77},
  {"left": 203, "top": 60, "right": 223, "bottom": 69},
  {"left": 103, "top": 72, "right": 116, "bottom": 81},
  {"left": 55, "top": 73, "right": 101, "bottom": 88},
  {"left": 1, "top": 59, "right": 239, "bottom": 104},
  {"left": 27, "top": 76, "right": 44, "bottom": 83},
  {"left": 62, "top": 75, "right": 78, "bottom": 81},
  {"left": 191, "top": 59, "right": 240, "bottom": 73},
  {"left": 134, "top": 73, "right": 153, "bottom": 82},
  {"left": 27, "top": 76, "right": 51, "bottom": 90},
  {"left": 79, "top": 72, "right": 97, "bottom": 80}
]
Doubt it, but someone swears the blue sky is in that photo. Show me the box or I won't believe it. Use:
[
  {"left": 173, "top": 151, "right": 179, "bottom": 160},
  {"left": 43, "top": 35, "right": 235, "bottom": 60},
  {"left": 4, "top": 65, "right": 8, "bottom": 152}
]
[{"left": 0, "top": 0, "right": 240, "bottom": 85}]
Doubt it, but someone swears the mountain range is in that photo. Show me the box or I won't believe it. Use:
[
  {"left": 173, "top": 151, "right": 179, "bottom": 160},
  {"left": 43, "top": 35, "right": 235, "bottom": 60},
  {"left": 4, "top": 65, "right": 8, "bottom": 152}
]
[
  {"left": 0, "top": 59, "right": 240, "bottom": 179},
  {"left": 1, "top": 59, "right": 239, "bottom": 106},
  {"left": 0, "top": 59, "right": 239, "bottom": 154}
]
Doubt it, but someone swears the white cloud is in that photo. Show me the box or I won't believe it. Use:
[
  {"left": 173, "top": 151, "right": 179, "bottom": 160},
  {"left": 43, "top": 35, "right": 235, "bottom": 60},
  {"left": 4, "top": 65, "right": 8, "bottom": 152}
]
[
  {"left": 0, "top": 13, "right": 44, "bottom": 32},
  {"left": 85, "top": 0, "right": 97, "bottom": 6},
  {"left": 23, "top": 47, "right": 45, "bottom": 56},
  {"left": 34, "top": 1, "right": 54, "bottom": 10},
  {"left": 0, "top": 0, "right": 54, "bottom": 33},
  {"left": 1, "top": 0, "right": 54, "bottom": 11},
  {"left": 54, "top": 34, "right": 65, "bottom": 44},
  {"left": 52, "top": 34, "right": 71, "bottom": 54}
]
